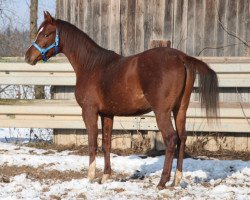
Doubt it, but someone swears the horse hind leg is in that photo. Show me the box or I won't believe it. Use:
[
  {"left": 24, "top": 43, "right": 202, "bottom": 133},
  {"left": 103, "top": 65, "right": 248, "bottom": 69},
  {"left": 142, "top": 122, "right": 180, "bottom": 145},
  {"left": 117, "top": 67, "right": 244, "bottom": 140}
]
[
  {"left": 172, "top": 105, "right": 188, "bottom": 187},
  {"left": 171, "top": 62, "right": 195, "bottom": 187},
  {"left": 155, "top": 110, "right": 177, "bottom": 189},
  {"left": 172, "top": 78, "right": 193, "bottom": 186}
]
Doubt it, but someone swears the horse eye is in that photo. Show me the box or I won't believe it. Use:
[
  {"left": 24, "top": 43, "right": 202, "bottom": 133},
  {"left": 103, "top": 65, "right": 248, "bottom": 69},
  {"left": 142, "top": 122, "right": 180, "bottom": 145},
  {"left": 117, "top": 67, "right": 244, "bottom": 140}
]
[{"left": 44, "top": 34, "right": 49, "bottom": 38}]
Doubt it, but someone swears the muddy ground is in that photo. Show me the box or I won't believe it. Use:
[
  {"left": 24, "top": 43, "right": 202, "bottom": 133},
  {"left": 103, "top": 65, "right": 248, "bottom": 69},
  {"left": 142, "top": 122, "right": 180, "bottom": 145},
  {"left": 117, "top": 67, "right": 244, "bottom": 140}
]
[{"left": 26, "top": 142, "right": 250, "bottom": 161}]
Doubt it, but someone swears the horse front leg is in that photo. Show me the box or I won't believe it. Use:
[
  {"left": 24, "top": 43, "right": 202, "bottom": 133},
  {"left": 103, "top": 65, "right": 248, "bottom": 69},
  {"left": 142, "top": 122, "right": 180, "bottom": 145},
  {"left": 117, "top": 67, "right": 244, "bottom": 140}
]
[
  {"left": 101, "top": 115, "right": 113, "bottom": 183},
  {"left": 82, "top": 109, "right": 98, "bottom": 182}
]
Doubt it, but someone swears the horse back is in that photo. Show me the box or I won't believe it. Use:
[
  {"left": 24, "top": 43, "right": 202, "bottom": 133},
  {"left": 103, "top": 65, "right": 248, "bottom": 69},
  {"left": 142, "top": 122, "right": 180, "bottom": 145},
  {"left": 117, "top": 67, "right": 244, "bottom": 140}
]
[{"left": 98, "top": 47, "right": 186, "bottom": 115}]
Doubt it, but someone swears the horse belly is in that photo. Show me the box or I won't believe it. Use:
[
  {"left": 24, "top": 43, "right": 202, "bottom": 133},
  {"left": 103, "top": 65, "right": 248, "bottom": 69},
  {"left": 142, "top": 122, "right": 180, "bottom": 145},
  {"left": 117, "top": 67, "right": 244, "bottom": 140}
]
[{"left": 101, "top": 88, "right": 151, "bottom": 116}]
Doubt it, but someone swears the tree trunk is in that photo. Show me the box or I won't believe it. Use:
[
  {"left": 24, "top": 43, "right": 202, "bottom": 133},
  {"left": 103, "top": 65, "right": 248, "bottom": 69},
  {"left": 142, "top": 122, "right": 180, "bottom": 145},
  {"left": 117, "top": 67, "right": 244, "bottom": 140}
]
[
  {"left": 30, "top": 0, "right": 38, "bottom": 42},
  {"left": 30, "top": 0, "right": 45, "bottom": 99}
]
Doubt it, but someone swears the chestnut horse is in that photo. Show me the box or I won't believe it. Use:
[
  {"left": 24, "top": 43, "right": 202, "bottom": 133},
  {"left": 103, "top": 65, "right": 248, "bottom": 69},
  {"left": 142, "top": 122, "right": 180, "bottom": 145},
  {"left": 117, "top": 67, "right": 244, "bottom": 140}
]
[{"left": 25, "top": 12, "right": 219, "bottom": 189}]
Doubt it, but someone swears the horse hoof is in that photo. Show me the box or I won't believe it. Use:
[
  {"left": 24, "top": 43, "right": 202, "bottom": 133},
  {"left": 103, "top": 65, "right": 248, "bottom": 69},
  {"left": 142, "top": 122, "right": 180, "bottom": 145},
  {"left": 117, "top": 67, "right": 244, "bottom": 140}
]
[
  {"left": 87, "top": 173, "right": 95, "bottom": 183},
  {"left": 100, "top": 174, "right": 111, "bottom": 184},
  {"left": 157, "top": 184, "right": 166, "bottom": 190},
  {"left": 170, "top": 181, "right": 179, "bottom": 187},
  {"left": 88, "top": 178, "right": 95, "bottom": 183},
  {"left": 171, "top": 169, "right": 182, "bottom": 187}
]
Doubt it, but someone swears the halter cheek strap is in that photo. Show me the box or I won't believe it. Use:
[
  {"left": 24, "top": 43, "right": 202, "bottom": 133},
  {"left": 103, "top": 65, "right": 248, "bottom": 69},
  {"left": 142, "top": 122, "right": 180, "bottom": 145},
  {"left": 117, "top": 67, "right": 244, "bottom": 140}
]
[{"left": 32, "top": 29, "right": 59, "bottom": 62}]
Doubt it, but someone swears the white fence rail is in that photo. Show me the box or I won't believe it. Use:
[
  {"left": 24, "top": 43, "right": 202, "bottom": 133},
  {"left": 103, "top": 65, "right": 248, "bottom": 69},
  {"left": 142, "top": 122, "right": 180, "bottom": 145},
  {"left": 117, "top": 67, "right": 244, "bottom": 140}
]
[
  {"left": 0, "top": 100, "right": 249, "bottom": 133},
  {"left": 0, "top": 57, "right": 250, "bottom": 133},
  {"left": 1, "top": 57, "right": 250, "bottom": 87}
]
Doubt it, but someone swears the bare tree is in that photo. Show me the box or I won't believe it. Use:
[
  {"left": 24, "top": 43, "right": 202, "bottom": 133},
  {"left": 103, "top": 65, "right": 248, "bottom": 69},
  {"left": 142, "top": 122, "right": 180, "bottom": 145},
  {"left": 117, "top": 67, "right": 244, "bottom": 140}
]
[
  {"left": 30, "top": 0, "right": 45, "bottom": 99},
  {"left": 0, "top": 0, "right": 14, "bottom": 27},
  {"left": 29, "top": 0, "right": 38, "bottom": 42}
]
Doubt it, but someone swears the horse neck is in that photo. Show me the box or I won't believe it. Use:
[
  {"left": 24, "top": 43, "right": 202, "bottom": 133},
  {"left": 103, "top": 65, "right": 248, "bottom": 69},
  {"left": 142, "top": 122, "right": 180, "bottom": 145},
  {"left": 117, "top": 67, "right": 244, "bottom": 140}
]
[{"left": 58, "top": 21, "right": 120, "bottom": 75}]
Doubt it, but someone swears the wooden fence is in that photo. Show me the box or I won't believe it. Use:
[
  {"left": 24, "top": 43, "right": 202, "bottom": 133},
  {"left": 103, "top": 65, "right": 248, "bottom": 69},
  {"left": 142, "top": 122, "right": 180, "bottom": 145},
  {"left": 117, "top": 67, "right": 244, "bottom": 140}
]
[
  {"left": 53, "top": 0, "right": 250, "bottom": 151},
  {"left": 56, "top": 0, "right": 250, "bottom": 57},
  {"left": 0, "top": 57, "right": 250, "bottom": 151}
]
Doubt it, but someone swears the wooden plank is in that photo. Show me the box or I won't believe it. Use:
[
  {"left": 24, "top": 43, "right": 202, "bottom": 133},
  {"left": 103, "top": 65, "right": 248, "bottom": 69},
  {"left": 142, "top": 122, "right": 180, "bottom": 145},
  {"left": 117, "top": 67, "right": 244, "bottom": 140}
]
[
  {"left": 235, "top": 0, "right": 246, "bottom": 56},
  {"left": 135, "top": 0, "right": 144, "bottom": 53},
  {"left": 181, "top": 0, "right": 188, "bottom": 52},
  {"left": 209, "top": 63, "right": 250, "bottom": 73},
  {"left": 1, "top": 61, "right": 250, "bottom": 87},
  {"left": 92, "top": 0, "right": 101, "bottom": 45},
  {"left": 56, "top": 0, "right": 64, "bottom": 19},
  {"left": 203, "top": 0, "right": 216, "bottom": 56},
  {"left": 248, "top": 133, "right": 250, "bottom": 151},
  {"left": 143, "top": 0, "right": 153, "bottom": 50},
  {"left": 1, "top": 72, "right": 250, "bottom": 87},
  {"left": 164, "top": 0, "right": 174, "bottom": 46},
  {"left": 84, "top": 0, "right": 93, "bottom": 38},
  {"left": 215, "top": 0, "right": 226, "bottom": 56},
  {"left": 0, "top": 73, "right": 76, "bottom": 86},
  {"left": 70, "top": 0, "right": 76, "bottom": 25},
  {"left": 194, "top": 0, "right": 205, "bottom": 56},
  {"left": 55, "top": 130, "right": 132, "bottom": 149},
  {"left": 148, "top": 131, "right": 157, "bottom": 149},
  {"left": 2, "top": 56, "right": 250, "bottom": 64},
  {"left": 152, "top": 0, "right": 165, "bottom": 40},
  {"left": 197, "top": 57, "right": 250, "bottom": 63},
  {"left": 100, "top": 0, "right": 110, "bottom": 50},
  {"left": 53, "top": 86, "right": 65, "bottom": 99},
  {"left": 0, "top": 114, "right": 249, "bottom": 132},
  {"left": 67, "top": 0, "right": 71, "bottom": 22},
  {"left": 110, "top": 0, "right": 121, "bottom": 54},
  {"left": 217, "top": 133, "right": 235, "bottom": 151},
  {"left": 126, "top": 0, "right": 136, "bottom": 56},
  {"left": 244, "top": 0, "right": 250, "bottom": 56},
  {"left": 0, "top": 63, "right": 73, "bottom": 72},
  {"left": 1, "top": 100, "right": 250, "bottom": 118},
  {"left": 234, "top": 133, "right": 248, "bottom": 151},
  {"left": 186, "top": 0, "right": 195, "bottom": 55},
  {"left": 225, "top": 0, "right": 237, "bottom": 56},
  {"left": 77, "top": 0, "right": 83, "bottom": 29},
  {"left": 120, "top": 0, "right": 128, "bottom": 56},
  {"left": 10, "top": 61, "right": 250, "bottom": 73},
  {"left": 173, "top": 0, "right": 184, "bottom": 49}
]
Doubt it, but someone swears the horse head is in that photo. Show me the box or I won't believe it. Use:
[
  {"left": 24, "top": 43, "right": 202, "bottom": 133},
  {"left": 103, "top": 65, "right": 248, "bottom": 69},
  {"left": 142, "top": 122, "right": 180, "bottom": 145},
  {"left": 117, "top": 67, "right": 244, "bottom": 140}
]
[{"left": 25, "top": 11, "right": 59, "bottom": 65}]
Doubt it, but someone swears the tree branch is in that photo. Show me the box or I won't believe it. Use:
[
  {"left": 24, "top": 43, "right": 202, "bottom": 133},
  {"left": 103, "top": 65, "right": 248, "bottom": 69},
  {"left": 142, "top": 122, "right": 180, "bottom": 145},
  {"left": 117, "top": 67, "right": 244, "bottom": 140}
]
[
  {"left": 0, "top": 85, "right": 11, "bottom": 94},
  {"left": 215, "top": 0, "right": 250, "bottom": 48},
  {"left": 197, "top": 42, "right": 249, "bottom": 56}
]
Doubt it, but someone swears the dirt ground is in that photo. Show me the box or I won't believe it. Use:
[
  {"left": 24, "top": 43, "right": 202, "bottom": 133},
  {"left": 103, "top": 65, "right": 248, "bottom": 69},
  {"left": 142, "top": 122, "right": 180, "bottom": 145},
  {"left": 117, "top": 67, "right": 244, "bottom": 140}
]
[
  {"left": 26, "top": 142, "right": 250, "bottom": 161},
  {"left": 0, "top": 164, "right": 128, "bottom": 183}
]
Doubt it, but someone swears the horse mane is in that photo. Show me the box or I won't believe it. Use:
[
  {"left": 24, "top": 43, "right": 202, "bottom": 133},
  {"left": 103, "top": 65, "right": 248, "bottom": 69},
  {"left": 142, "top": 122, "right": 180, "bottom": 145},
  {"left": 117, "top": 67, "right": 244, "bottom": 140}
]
[{"left": 56, "top": 19, "right": 120, "bottom": 69}]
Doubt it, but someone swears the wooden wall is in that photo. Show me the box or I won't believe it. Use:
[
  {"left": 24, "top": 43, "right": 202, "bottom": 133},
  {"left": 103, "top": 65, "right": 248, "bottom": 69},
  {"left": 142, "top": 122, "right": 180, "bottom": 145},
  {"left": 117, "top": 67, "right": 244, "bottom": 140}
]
[
  {"left": 55, "top": 0, "right": 250, "bottom": 103},
  {"left": 54, "top": 0, "right": 250, "bottom": 151},
  {"left": 56, "top": 0, "right": 250, "bottom": 57}
]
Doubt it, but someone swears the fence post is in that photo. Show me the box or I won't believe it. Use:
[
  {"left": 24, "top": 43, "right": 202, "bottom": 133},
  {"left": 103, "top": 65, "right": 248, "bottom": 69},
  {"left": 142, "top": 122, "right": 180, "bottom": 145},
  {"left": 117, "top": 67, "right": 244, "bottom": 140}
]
[{"left": 150, "top": 40, "right": 171, "bottom": 48}]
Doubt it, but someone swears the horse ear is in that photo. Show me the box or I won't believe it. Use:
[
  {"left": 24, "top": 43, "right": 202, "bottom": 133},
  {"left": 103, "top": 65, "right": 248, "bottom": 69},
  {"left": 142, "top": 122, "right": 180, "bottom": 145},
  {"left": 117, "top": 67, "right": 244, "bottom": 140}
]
[
  {"left": 43, "top": 11, "right": 47, "bottom": 19},
  {"left": 44, "top": 11, "right": 54, "bottom": 23}
]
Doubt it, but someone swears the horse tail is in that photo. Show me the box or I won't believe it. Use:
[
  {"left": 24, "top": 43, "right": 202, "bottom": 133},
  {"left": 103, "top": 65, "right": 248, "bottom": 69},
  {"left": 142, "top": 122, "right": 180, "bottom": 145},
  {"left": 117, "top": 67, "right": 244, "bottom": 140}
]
[{"left": 184, "top": 56, "right": 219, "bottom": 120}]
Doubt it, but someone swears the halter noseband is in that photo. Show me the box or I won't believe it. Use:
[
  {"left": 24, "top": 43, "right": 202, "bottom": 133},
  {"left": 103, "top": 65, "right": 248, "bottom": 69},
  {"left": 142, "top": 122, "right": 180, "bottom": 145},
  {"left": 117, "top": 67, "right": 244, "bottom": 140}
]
[{"left": 32, "top": 29, "right": 59, "bottom": 62}]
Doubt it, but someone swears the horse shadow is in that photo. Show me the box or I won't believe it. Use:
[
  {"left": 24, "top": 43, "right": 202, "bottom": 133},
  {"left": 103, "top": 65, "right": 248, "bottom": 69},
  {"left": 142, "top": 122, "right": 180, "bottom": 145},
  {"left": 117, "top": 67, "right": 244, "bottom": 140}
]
[{"left": 126, "top": 153, "right": 250, "bottom": 184}]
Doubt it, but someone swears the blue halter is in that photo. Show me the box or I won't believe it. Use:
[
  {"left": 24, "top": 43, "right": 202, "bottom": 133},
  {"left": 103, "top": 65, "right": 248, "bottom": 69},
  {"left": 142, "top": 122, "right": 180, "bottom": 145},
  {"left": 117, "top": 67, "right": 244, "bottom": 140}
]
[{"left": 32, "top": 29, "right": 59, "bottom": 62}]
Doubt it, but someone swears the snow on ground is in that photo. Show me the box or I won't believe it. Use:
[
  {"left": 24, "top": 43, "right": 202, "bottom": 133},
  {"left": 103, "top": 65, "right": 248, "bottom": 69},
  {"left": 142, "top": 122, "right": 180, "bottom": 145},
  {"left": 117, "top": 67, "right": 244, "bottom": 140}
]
[
  {"left": 0, "top": 140, "right": 249, "bottom": 200},
  {"left": 0, "top": 129, "right": 250, "bottom": 199}
]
